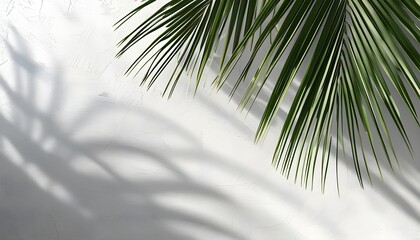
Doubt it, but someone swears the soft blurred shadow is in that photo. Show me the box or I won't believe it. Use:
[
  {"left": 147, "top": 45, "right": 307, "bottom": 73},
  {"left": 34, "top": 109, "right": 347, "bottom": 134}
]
[
  {"left": 0, "top": 27, "right": 241, "bottom": 240},
  {"left": 0, "top": 25, "right": 303, "bottom": 240}
]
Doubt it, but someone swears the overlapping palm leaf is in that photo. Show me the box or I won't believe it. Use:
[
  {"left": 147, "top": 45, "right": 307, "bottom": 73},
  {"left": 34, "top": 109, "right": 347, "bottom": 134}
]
[{"left": 116, "top": 0, "right": 419, "bottom": 190}]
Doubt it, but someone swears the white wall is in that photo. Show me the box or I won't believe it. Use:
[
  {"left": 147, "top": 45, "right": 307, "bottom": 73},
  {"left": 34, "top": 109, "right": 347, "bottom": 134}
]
[{"left": 0, "top": 1, "right": 419, "bottom": 240}]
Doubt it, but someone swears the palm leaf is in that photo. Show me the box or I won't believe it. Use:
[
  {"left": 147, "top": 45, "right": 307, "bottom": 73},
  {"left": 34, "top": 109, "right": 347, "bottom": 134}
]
[{"left": 116, "top": 0, "right": 420, "bottom": 191}]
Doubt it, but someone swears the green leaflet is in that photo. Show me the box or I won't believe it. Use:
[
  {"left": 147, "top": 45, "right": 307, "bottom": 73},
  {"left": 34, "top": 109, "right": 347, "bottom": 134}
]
[{"left": 116, "top": 0, "right": 420, "bottom": 191}]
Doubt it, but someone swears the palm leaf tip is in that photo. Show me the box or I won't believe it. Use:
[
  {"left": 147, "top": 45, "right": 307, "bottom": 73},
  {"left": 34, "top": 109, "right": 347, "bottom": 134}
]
[{"left": 116, "top": 0, "right": 420, "bottom": 191}]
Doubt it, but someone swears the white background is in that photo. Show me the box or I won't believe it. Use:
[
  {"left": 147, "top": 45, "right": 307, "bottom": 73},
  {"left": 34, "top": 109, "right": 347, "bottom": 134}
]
[{"left": 0, "top": 1, "right": 419, "bottom": 239}]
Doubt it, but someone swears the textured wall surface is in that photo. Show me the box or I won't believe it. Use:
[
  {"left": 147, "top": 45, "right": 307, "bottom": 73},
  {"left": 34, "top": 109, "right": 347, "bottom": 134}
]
[{"left": 0, "top": 1, "right": 419, "bottom": 240}]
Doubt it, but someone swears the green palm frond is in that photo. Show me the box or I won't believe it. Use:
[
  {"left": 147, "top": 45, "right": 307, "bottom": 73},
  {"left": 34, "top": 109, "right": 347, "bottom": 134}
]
[{"left": 116, "top": 0, "right": 420, "bottom": 191}]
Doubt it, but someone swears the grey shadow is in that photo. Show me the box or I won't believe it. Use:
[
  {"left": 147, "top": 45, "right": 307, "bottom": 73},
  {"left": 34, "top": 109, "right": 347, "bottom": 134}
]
[{"left": 0, "top": 26, "right": 304, "bottom": 240}]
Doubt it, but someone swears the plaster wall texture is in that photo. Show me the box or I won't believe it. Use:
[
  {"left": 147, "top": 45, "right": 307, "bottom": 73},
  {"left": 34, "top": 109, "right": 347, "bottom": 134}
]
[{"left": 0, "top": 1, "right": 419, "bottom": 240}]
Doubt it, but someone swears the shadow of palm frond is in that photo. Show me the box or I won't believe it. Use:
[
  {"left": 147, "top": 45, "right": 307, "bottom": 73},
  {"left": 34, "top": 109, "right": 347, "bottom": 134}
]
[
  {"left": 0, "top": 20, "right": 321, "bottom": 239},
  {"left": 0, "top": 26, "right": 257, "bottom": 240}
]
